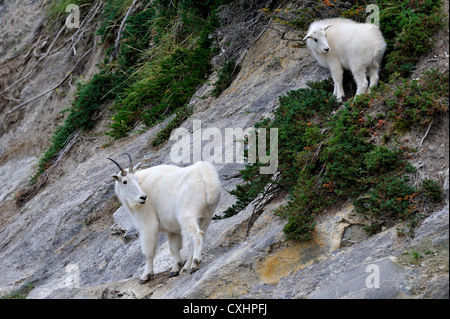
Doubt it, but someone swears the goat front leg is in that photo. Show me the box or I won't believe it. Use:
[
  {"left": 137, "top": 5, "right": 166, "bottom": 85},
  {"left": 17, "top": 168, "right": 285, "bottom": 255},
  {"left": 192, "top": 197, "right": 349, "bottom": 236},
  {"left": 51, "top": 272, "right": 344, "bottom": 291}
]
[
  {"left": 139, "top": 228, "right": 158, "bottom": 284},
  {"left": 330, "top": 61, "right": 345, "bottom": 102}
]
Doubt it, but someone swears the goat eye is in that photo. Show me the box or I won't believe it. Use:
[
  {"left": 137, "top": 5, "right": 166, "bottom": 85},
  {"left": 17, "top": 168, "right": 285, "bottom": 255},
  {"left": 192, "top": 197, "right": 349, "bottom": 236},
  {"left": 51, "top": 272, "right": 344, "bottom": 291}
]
[
  {"left": 313, "top": 38, "right": 318, "bottom": 42},
  {"left": 123, "top": 180, "right": 127, "bottom": 184}
]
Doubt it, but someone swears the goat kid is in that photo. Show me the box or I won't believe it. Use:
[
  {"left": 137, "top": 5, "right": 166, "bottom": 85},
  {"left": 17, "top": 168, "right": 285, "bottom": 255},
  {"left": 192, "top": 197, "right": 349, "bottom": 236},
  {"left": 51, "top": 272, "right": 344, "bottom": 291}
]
[{"left": 303, "top": 18, "right": 387, "bottom": 102}]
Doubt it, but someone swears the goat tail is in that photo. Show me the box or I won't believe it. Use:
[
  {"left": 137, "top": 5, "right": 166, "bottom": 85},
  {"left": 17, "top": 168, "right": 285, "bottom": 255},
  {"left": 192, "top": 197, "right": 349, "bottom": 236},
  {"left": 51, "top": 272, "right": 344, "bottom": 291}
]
[
  {"left": 204, "top": 181, "right": 221, "bottom": 211},
  {"left": 372, "top": 43, "right": 386, "bottom": 70},
  {"left": 198, "top": 162, "right": 222, "bottom": 210}
]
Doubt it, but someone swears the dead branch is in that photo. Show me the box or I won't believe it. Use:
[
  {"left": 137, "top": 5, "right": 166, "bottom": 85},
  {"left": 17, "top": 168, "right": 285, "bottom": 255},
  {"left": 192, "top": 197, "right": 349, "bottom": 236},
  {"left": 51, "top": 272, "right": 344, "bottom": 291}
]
[
  {"left": 212, "top": 0, "right": 273, "bottom": 69},
  {"left": 246, "top": 172, "right": 281, "bottom": 236},
  {"left": 64, "top": 0, "right": 103, "bottom": 60},
  {"left": 0, "top": 24, "right": 66, "bottom": 95},
  {"left": 16, "top": 129, "right": 80, "bottom": 207},
  {"left": 1, "top": 44, "right": 95, "bottom": 129},
  {"left": 111, "top": 0, "right": 140, "bottom": 62},
  {"left": 419, "top": 120, "right": 433, "bottom": 147},
  {"left": 267, "top": 25, "right": 305, "bottom": 43}
]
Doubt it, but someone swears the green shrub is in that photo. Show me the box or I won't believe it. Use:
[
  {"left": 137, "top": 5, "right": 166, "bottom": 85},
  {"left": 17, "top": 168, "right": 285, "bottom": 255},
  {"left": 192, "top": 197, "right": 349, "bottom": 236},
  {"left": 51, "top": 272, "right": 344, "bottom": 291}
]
[
  {"left": 378, "top": 0, "right": 443, "bottom": 77},
  {"left": 31, "top": 70, "right": 126, "bottom": 184},
  {"left": 211, "top": 59, "right": 239, "bottom": 98},
  {"left": 32, "top": 0, "right": 229, "bottom": 184},
  {"left": 421, "top": 179, "right": 443, "bottom": 203},
  {"left": 221, "top": 79, "right": 339, "bottom": 221},
  {"left": 223, "top": 68, "right": 447, "bottom": 240},
  {"left": 363, "top": 69, "right": 449, "bottom": 133},
  {"left": 105, "top": 1, "right": 223, "bottom": 139}
]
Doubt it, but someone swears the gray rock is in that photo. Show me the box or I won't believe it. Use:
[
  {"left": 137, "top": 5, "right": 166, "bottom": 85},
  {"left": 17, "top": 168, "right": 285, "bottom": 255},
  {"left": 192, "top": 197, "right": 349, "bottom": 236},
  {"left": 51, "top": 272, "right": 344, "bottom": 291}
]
[
  {"left": 0, "top": 4, "right": 448, "bottom": 299},
  {"left": 412, "top": 205, "right": 449, "bottom": 248}
]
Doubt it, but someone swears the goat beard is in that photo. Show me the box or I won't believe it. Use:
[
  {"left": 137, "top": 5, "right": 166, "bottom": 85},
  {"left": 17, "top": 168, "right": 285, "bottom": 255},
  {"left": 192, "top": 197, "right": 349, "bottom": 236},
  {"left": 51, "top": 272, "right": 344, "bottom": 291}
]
[{"left": 126, "top": 197, "right": 145, "bottom": 209}]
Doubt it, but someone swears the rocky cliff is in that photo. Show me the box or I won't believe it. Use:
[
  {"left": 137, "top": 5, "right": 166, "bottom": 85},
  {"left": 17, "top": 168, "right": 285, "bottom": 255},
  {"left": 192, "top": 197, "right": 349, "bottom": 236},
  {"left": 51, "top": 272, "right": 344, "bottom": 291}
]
[{"left": 0, "top": 0, "right": 448, "bottom": 299}]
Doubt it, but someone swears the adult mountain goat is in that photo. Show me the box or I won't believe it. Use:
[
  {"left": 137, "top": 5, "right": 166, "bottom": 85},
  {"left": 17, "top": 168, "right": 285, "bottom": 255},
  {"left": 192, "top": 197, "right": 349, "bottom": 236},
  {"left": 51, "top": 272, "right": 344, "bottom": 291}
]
[
  {"left": 108, "top": 154, "right": 222, "bottom": 284},
  {"left": 303, "top": 18, "right": 386, "bottom": 101}
]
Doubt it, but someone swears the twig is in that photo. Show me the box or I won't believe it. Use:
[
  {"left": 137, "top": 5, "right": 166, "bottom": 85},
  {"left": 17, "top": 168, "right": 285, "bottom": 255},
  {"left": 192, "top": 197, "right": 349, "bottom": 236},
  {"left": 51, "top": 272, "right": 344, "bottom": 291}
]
[
  {"left": 111, "top": 0, "right": 139, "bottom": 62},
  {"left": 20, "top": 36, "right": 42, "bottom": 64},
  {"left": 16, "top": 130, "right": 80, "bottom": 206},
  {"left": 64, "top": 0, "right": 102, "bottom": 59},
  {"left": 419, "top": 120, "right": 433, "bottom": 147},
  {"left": 0, "top": 24, "right": 66, "bottom": 95},
  {"left": 1, "top": 44, "right": 95, "bottom": 129},
  {"left": 222, "top": 172, "right": 242, "bottom": 180},
  {"left": 267, "top": 25, "right": 305, "bottom": 42},
  {"left": 1, "top": 94, "right": 20, "bottom": 103},
  {"left": 246, "top": 173, "right": 281, "bottom": 236}
]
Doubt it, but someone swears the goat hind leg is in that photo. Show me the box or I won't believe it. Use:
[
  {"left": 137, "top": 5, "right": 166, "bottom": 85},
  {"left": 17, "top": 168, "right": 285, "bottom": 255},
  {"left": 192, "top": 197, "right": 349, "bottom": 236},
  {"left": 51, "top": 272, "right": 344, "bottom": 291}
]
[
  {"left": 181, "top": 218, "right": 204, "bottom": 274},
  {"left": 352, "top": 67, "right": 369, "bottom": 96},
  {"left": 181, "top": 240, "right": 194, "bottom": 274},
  {"left": 368, "top": 66, "right": 380, "bottom": 90},
  {"left": 167, "top": 232, "right": 183, "bottom": 277}
]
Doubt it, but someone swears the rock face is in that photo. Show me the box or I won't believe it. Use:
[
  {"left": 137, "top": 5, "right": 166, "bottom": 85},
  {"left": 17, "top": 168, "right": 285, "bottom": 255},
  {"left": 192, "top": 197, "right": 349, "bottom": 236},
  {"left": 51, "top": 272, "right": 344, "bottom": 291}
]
[
  {"left": 0, "top": 3, "right": 448, "bottom": 299},
  {"left": 0, "top": 0, "right": 44, "bottom": 59}
]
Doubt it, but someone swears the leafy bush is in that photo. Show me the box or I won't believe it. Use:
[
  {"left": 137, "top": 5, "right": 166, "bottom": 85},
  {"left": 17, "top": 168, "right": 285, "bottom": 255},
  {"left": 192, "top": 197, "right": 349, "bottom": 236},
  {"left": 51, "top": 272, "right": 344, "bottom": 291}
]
[
  {"left": 32, "top": 0, "right": 228, "bottom": 183},
  {"left": 105, "top": 0, "right": 224, "bottom": 139},
  {"left": 221, "top": 80, "right": 339, "bottom": 221},
  {"left": 31, "top": 70, "right": 127, "bottom": 184},
  {"left": 211, "top": 59, "right": 239, "bottom": 98},
  {"left": 363, "top": 70, "right": 449, "bottom": 133},
  {"left": 378, "top": 0, "right": 443, "bottom": 77},
  {"left": 224, "top": 67, "right": 447, "bottom": 240}
]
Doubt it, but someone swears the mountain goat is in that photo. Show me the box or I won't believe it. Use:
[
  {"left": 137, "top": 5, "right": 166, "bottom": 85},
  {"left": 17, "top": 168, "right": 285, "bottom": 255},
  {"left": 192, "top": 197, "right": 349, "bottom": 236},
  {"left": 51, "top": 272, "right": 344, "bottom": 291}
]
[
  {"left": 303, "top": 18, "right": 386, "bottom": 101},
  {"left": 108, "top": 154, "right": 222, "bottom": 284}
]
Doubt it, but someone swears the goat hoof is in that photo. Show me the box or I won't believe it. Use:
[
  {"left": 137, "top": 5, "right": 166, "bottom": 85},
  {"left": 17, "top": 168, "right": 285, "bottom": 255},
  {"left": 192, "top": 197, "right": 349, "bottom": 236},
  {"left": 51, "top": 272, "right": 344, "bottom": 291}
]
[
  {"left": 193, "top": 258, "right": 202, "bottom": 265},
  {"left": 138, "top": 275, "right": 153, "bottom": 284},
  {"left": 189, "top": 268, "right": 199, "bottom": 274},
  {"left": 169, "top": 271, "right": 179, "bottom": 278},
  {"left": 139, "top": 278, "right": 150, "bottom": 284}
]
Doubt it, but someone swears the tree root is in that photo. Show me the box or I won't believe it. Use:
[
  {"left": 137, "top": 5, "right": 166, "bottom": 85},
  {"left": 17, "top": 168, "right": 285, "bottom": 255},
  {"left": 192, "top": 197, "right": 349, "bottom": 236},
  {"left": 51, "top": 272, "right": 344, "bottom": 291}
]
[
  {"left": 15, "top": 130, "right": 80, "bottom": 207},
  {"left": 1, "top": 44, "right": 95, "bottom": 130}
]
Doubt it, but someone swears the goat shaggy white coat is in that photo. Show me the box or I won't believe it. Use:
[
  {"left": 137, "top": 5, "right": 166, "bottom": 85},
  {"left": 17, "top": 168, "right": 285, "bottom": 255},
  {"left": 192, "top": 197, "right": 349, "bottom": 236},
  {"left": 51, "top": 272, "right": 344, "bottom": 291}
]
[
  {"left": 109, "top": 156, "right": 221, "bottom": 284},
  {"left": 304, "top": 18, "right": 386, "bottom": 101}
]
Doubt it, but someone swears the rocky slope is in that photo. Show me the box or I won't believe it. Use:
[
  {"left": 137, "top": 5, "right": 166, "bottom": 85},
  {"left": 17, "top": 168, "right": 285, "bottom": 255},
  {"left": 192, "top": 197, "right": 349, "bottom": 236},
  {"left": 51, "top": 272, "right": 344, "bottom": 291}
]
[{"left": 0, "top": 1, "right": 448, "bottom": 299}]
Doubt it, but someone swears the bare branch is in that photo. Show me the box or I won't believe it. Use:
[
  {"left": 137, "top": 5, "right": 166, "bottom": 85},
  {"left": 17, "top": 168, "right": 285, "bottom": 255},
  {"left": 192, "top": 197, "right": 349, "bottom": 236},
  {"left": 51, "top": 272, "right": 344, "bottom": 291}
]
[
  {"left": 16, "top": 130, "right": 80, "bottom": 206},
  {"left": 0, "top": 24, "right": 66, "bottom": 95},
  {"left": 419, "top": 120, "right": 433, "bottom": 147},
  {"left": 1, "top": 43, "right": 95, "bottom": 129},
  {"left": 111, "top": 0, "right": 140, "bottom": 62}
]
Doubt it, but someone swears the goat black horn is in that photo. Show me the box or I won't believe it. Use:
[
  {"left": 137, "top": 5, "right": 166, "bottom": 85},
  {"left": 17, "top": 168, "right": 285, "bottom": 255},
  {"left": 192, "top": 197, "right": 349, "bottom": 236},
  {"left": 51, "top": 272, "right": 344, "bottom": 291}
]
[
  {"left": 123, "top": 153, "right": 134, "bottom": 173},
  {"left": 107, "top": 158, "right": 127, "bottom": 176}
]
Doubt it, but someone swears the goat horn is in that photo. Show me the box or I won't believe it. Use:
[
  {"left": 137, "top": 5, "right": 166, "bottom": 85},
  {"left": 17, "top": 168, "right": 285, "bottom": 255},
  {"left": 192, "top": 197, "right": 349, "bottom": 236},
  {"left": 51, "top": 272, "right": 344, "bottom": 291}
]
[
  {"left": 123, "top": 153, "right": 134, "bottom": 173},
  {"left": 107, "top": 158, "right": 127, "bottom": 176}
]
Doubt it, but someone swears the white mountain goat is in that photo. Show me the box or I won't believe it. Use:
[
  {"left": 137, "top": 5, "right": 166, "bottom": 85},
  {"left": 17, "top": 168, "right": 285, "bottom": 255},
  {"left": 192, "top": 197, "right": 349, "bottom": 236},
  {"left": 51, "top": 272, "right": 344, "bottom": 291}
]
[
  {"left": 303, "top": 18, "right": 386, "bottom": 101},
  {"left": 108, "top": 154, "right": 222, "bottom": 284}
]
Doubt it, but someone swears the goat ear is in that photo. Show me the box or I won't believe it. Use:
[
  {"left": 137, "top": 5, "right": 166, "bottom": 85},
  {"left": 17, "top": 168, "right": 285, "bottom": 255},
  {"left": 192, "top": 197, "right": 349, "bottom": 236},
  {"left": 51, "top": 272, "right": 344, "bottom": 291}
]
[
  {"left": 112, "top": 174, "right": 120, "bottom": 182},
  {"left": 303, "top": 33, "right": 311, "bottom": 41},
  {"left": 133, "top": 162, "right": 141, "bottom": 171},
  {"left": 323, "top": 24, "right": 333, "bottom": 31}
]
